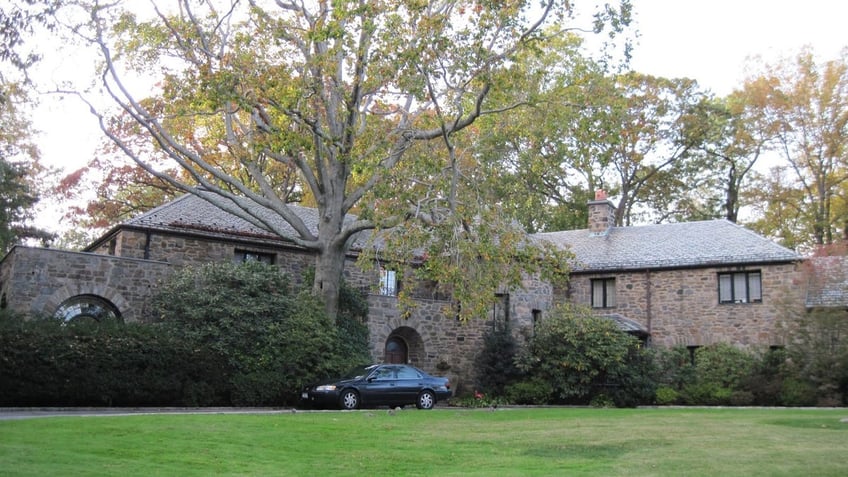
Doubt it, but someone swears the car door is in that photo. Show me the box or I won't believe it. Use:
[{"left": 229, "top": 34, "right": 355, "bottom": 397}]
[
  {"left": 394, "top": 365, "right": 424, "bottom": 404},
  {"left": 360, "top": 365, "right": 398, "bottom": 406}
]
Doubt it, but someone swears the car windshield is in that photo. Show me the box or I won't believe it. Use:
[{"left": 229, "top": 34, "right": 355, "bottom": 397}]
[{"left": 340, "top": 365, "right": 375, "bottom": 380}]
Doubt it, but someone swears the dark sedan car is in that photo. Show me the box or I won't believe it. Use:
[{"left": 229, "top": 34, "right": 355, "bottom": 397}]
[{"left": 301, "top": 364, "right": 452, "bottom": 410}]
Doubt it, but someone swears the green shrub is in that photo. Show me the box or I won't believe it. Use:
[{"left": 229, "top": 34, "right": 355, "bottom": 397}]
[
  {"left": 669, "top": 344, "right": 759, "bottom": 405},
  {"left": 781, "top": 309, "right": 848, "bottom": 406},
  {"left": 681, "top": 382, "right": 733, "bottom": 406},
  {"left": 474, "top": 323, "right": 523, "bottom": 396},
  {"left": 518, "top": 303, "right": 643, "bottom": 404},
  {"left": 504, "top": 379, "right": 553, "bottom": 405},
  {"left": 743, "top": 347, "right": 789, "bottom": 406},
  {"left": 729, "top": 390, "right": 755, "bottom": 406},
  {"left": 650, "top": 346, "right": 696, "bottom": 390},
  {"left": 0, "top": 313, "right": 228, "bottom": 406},
  {"left": 654, "top": 386, "right": 679, "bottom": 405},
  {"left": 590, "top": 394, "right": 615, "bottom": 408},
  {"left": 779, "top": 378, "right": 817, "bottom": 407},
  {"left": 693, "top": 344, "right": 755, "bottom": 391},
  {"left": 604, "top": 346, "right": 658, "bottom": 408},
  {"left": 151, "top": 261, "right": 369, "bottom": 405}
]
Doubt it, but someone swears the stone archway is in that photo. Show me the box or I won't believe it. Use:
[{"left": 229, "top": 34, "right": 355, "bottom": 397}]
[
  {"left": 53, "top": 294, "right": 122, "bottom": 323},
  {"left": 45, "top": 284, "right": 130, "bottom": 322},
  {"left": 384, "top": 326, "right": 425, "bottom": 366}
]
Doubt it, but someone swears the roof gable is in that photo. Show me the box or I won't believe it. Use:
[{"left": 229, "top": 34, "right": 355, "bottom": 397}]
[{"left": 533, "top": 220, "right": 800, "bottom": 272}]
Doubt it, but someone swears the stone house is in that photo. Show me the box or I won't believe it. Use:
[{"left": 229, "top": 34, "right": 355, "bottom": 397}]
[
  {"left": 0, "top": 189, "right": 831, "bottom": 389},
  {"left": 537, "top": 192, "right": 805, "bottom": 351}
]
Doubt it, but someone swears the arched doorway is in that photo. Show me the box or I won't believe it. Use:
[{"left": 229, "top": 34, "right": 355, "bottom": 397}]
[
  {"left": 384, "top": 336, "right": 408, "bottom": 364},
  {"left": 383, "top": 326, "right": 425, "bottom": 366}
]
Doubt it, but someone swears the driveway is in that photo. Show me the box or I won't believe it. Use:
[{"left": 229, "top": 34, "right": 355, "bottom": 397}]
[{"left": 0, "top": 407, "right": 296, "bottom": 420}]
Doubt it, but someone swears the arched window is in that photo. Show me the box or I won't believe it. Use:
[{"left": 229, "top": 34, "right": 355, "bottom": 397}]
[{"left": 53, "top": 295, "right": 122, "bottom": 324}]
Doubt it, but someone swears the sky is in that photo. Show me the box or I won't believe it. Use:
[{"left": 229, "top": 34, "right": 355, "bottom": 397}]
[
  {"left": 628, "top": 0, "right": 847, "bottom": 95},
  {"left": 27, "top": 0, "right": 848, "bottom": 233}
]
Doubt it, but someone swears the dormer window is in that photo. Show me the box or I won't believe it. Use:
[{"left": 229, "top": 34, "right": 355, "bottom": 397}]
[{"left": 718, "top": 271, "right": 762, "bottom": 304}]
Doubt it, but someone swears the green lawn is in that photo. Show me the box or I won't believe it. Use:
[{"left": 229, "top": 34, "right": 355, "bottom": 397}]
[{"left": 1, "top": 407, "right": 847, "bottom": 476}]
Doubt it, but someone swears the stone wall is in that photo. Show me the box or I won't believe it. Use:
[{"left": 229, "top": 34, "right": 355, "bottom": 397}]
[
  {"left": 0, "top": 246, "right": 174, "bottom": 322},
  {"left": 0, "top": 239, "right": 564, "bottom": 390},
  {"left": 565, "top": 262, "right": 805, "bottom": 347},
  {"left": 105, "top": 229, "right": 323, "bottom": 286},
  {"left": 366, "top": 294, "right": 493, "bottom": 394}
]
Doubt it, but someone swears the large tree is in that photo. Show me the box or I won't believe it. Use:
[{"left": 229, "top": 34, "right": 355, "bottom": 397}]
[
  {"left": 470, "top": 32, "right": 614, "bottom": 233},
  {"left": 1, "top": 1, "right": 59, "bottom": 74},
  {"left": 62, "top": 0, "right": 629, "bottom": 317},
  {"left": 746, "top": 48, "right": 848, "bottom": 248},
  {"left": 683, "top": 81, "right": 778, "bottom": 223},
  {"left": 0, "top": 81, "right": 49, "bottom": 251},
  {"left": 0, "top": 1, "right": 58, "bottom": 252}
]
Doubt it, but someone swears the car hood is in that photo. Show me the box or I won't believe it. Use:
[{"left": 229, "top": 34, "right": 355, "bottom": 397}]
[{"left": 309, "top": 376, "right": 361, "bottom": 388}]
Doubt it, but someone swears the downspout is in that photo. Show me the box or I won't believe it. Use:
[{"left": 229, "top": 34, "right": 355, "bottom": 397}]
[
  {"left": 645, "top": 269, "right": 653, "bottom": 345},
  {"left": 143, "top": 232, "right": 152, "bottom": 260}
]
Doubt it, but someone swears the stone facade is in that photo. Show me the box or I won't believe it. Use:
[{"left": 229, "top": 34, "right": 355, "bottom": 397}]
[
  {"left": 565, "top": 262, "right": 804, "bottom": 348},
  {"left": 0, "top": 192, "right": 820, "bottom": 394},
  {"left": 0, "top": 246, "right": 173, "bottom": 322}
]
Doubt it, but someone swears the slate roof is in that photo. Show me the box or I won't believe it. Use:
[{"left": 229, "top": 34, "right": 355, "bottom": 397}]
[
  {"left": 92, "top": 193, "right": 376, "bottom": 252},
  {"left": 532, "top": 220, "right": 801, "bottom": 272},
  {"left": 98, "top": 194, "right": 801, "bottom": 274},
  {"left": 115, "top": 193, "right": 308, "bottom": 244},
  {"left": 804, "top": 256, "right": 848, "bottom": 308},
  {"left": 598, "top": 313, "right": 650, "bottom": 336}
]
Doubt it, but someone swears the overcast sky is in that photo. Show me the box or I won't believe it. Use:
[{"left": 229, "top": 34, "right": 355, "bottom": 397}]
[
  {"left": 628, "top": 0, "right": 847, "bottom": 95},
  {"left": 28, "top": 0, "right": 848, "bottom": 231}
]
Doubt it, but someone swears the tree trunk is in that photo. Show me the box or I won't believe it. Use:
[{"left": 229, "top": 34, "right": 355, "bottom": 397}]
[{"left": 313, "top": 244, "right": 346, "bottom": 319}]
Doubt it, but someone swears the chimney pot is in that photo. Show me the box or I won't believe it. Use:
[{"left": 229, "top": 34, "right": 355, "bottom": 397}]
[{"left": 595, "top": 189, "right": 607, "bottom": 200}]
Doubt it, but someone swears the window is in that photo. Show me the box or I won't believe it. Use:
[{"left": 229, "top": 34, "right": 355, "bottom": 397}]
[
  {"left": 687, "top": 345, "right": 701, "bottom": 365},
  {"left": 380, "top": 268, "right": 398, "bottom": 296},
  {"left": 54, "top": 295, "right": 122, "bottom": 323},
  {"left": 396, "top": 366, "right": 421, "bottom": 379},
  {"left": 591, "top": 278, "right": 616, "bottom": 308},
  {"left": 718, "top": 271, "right": 762, "bottom": 304},
  {"left": 234, "top": 249, "right": 275, "bottom": 264},
  {"left": 532, "top": 309, "right": 542, "bottom": 335},
  {"left": 371, "top": 367, "right": 395, "bottom": 380}
]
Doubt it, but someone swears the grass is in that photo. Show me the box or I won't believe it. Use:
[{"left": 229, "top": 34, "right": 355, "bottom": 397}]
[{"left": 1, "top": 407, "right": 847, "bottom": 476}]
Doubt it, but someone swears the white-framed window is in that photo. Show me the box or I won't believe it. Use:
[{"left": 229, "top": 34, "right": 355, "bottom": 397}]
[
  {"left": 380, "top": 268, "right": 398, "bottom": 296},
  {"left": 718, "top": 271, "right": 762, "bottom": 304},
  {"left": 591, "top": 277, "right": 616, "bottom": 308}
]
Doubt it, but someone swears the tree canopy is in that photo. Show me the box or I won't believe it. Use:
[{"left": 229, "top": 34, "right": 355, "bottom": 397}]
[
  {"left": 0, "top": 0, "right": 57, "bottom": 252},
  {"left": 54, "top": 0, "right": 631, "bottom": 318}
]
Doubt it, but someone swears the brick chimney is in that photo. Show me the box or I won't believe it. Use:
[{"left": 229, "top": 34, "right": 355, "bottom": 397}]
[{"left": 588, "top": 190, "right": 616, "bottom": 236}]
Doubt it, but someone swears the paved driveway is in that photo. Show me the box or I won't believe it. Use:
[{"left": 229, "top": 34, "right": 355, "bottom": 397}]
[{"left": 0, "top": 407, "right": 295, "bottom": 420}]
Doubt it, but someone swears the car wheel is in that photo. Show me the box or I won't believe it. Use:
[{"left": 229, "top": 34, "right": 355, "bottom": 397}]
[
  {"left": 416, "top": 390, "right": 436, "bottom": 410},
  {"left": 339, "top": 389, "right": 360, "bottom": 410}
]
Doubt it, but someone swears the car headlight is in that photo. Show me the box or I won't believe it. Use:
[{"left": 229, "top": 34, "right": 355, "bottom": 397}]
[{"left": 315, "top": 385, "right": 337, "bottom": 392}]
